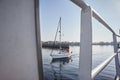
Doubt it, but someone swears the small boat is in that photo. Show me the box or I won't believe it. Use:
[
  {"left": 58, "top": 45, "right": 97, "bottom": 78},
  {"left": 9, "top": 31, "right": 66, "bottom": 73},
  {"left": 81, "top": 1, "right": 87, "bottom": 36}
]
[{"left": 51, "top": 17, "right": 72, "bottom": 59}]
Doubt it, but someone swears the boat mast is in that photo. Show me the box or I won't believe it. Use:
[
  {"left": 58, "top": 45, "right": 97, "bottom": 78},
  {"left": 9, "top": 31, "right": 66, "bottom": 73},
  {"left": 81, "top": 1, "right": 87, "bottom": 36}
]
[{"left": 59, "top": 17, "right": 61, "bottom": 50}]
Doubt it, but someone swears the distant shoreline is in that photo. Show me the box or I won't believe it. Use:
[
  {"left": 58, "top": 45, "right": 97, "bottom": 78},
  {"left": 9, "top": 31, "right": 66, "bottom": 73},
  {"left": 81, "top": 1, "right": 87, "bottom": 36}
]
[{"left": 42, "top": 41, "right": 114, "bottom": 48}]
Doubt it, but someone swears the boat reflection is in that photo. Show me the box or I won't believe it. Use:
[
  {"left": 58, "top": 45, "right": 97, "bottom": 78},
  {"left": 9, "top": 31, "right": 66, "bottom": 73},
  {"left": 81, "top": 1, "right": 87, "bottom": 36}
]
[{"left": 50, "top": 57, "right": 72, "bottom": 80}]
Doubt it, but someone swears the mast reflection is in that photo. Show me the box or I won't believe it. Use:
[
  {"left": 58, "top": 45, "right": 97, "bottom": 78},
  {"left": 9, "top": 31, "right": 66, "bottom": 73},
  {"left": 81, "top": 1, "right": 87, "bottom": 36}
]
[{"left": 50, "top": 57, "right": 72, "bottom": 80}]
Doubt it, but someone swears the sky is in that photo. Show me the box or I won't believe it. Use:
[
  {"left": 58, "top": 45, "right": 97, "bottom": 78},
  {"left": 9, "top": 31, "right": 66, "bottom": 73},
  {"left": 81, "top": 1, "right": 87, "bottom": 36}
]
[{"left": 40, "top": 0, "right": 120, "bottom": 42}]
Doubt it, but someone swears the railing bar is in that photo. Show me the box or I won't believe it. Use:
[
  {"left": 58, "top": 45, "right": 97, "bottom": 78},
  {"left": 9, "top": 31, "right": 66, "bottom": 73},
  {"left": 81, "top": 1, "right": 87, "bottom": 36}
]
[
  {"left": 70, "top": 0, "right": 88, "bottom": 9},
  {"left": 92, "top": 54, "right": 116, "bottom": 79},
  {"left": 115, "top": 75, "right": 120, "bottom": 80},
  {"left": 116, "top": 34, "right": 120, "bottom": 37},
  {"left": 71, "top": 0, "right": 118, "bottom": 35},
  {"left": 70, "top": 0, "right": 120, "bottom": 79},
  {"left": 92, "top": 10, "right": 116, "bottom": 34}
]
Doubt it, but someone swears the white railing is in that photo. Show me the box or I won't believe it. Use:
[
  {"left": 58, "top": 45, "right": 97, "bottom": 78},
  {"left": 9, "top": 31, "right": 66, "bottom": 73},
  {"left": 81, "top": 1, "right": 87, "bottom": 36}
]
[
  {"left": 91, "top": 54, "right": 116, "bottom": 79},
  {"left": 71, "top": 0, "right": 120, "bottom": 80}
]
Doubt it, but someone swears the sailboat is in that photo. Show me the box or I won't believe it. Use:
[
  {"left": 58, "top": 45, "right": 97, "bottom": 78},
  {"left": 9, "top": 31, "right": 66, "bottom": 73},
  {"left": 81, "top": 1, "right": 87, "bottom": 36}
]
[{"left": 51, "top": 17, "right": 72, "bottom": 59}]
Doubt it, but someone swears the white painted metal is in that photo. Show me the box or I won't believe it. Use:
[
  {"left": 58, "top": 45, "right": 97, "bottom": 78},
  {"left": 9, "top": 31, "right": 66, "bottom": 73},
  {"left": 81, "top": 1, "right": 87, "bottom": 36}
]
[
  {"left": 71, "top": 0, "right": 120, "bottom": 80},
  {"left": 71, "top": 0, "right": 88, "bottom": 9},
  {"left": 71, "top": 0, "right": 116, "bottom": 35},
  {"left": 115, "top": 53, "right": 120, "bottom": 78},
  {"left": 113, "top": 34, "right": 120, "bottom": 78},
  {"left": 115, "top": 75, "right": 120, "bottom": 80},
  {"left": 116, "top": 34, "right": 120, "bottom": 37},
  {"left": 92, "top": 54, "right": 116, "bottom": 79},
  {"left": 113, "top": 34, "right": 118, "bottom": 53},
  {"left": 0, "top": 0, "right": 42, "bottom": 80},
  {"left": 79, "top": 6, "right": 92, "bottom": 80}
]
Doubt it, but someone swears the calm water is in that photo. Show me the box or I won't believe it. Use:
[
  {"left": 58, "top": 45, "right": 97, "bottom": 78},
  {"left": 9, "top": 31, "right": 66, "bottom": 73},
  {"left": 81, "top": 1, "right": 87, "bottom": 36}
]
[{"left": 42, "top": 46, "right": 116, "bottom": 80}]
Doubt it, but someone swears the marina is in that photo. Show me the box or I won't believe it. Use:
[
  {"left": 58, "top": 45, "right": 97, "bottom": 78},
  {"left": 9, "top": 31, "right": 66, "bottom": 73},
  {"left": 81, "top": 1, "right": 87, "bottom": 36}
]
[
  {"left": 41, "top": 0, "right": 120, "bottom": 79},
  {"left": 1, "top": 0, "right": 120, "bottom": 80}
]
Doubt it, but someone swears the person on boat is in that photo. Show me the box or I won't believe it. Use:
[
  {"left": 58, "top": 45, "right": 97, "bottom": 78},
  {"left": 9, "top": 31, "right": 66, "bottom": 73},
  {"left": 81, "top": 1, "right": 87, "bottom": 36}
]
[{"left": 65, "top": 48, "right": 69, "bottom": 53}]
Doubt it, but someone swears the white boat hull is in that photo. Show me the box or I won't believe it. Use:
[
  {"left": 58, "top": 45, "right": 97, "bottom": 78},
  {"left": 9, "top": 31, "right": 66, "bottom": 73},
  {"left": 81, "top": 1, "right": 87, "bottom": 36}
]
[{"left": 51, "top": 52, "right": 72, "bottom": 59}]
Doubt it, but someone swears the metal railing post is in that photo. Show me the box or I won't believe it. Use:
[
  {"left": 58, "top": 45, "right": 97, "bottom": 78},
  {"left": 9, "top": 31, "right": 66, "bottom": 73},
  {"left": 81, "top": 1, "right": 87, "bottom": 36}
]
[
  {"left": 71, "top": 0, "right": 120, "bottom": 79},
  {"left": 79, "top": 6, "right": 92, "bottom": 80},
  {"left": 113, "top": 34, "right": 120, "bottom": 79}
]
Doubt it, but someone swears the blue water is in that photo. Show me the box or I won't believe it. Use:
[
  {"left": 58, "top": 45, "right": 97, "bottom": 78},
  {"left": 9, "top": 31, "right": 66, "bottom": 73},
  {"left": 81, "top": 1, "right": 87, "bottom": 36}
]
[{"left": 42, "top": 46, "right": 116, "bottom": 80}]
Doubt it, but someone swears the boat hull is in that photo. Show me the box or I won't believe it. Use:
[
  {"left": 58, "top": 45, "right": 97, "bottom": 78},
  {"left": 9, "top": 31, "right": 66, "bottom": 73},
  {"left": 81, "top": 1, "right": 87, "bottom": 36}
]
[{"left": 51, "top": 53, "right": 72, "bottom": 59}]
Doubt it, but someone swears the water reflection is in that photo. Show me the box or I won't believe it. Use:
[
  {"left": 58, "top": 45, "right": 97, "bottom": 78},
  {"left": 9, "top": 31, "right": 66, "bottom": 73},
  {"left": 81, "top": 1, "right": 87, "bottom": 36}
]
[
  {"left": 43, "top": 46, "right": 116, "bottom": 80},
  {"left": 50, "top": 57, "right": 73, "bottom": 80}
]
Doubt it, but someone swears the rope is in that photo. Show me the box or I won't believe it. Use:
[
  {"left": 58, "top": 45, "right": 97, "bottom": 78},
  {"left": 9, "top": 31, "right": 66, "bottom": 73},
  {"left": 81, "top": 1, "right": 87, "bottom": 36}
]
[{"left": 50, "top": 18, "right": 61, "bottom": 56}]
